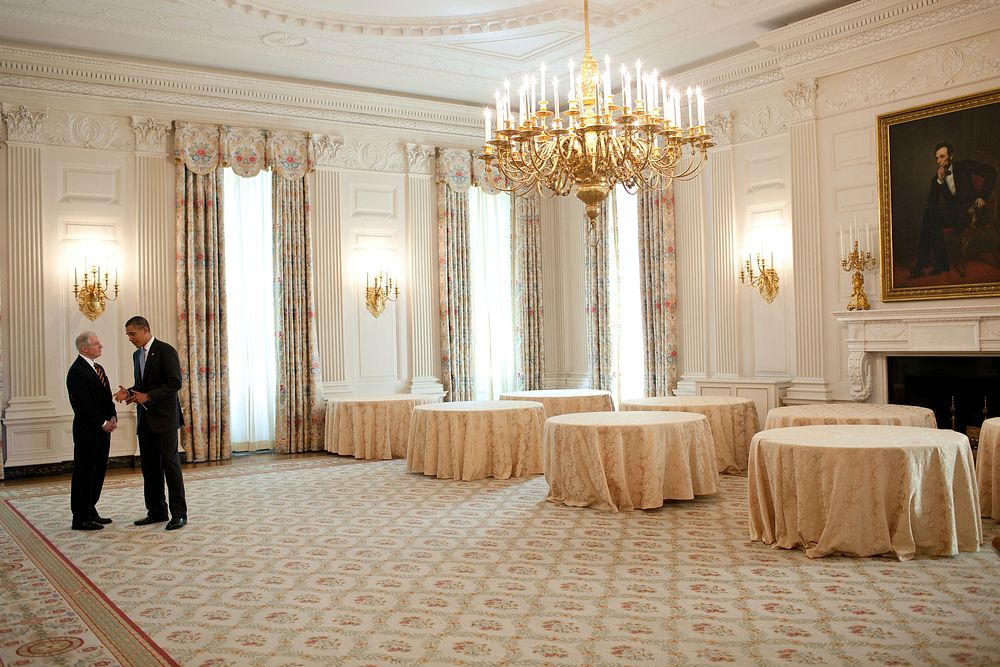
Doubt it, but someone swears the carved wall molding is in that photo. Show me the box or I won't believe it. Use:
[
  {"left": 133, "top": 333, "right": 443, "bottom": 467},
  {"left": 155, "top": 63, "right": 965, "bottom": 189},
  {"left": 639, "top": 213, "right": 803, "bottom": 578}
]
[
  {"left": 819, "top": 36, "right": 1000, "bottom": 114},
  {"left": 313, "top": 135, "right": 406, "bottom": 173},
  {"left": 734, "top": 104, "right": 787, "bottom": 143},
  {"left": 847, "top": 350, "right": 873, "bottom": 401},
  {"left": 131, "top": 116, "right": 172, "bottom": 154},
  {"left": 705, "top": 112, "right": 734, "bottom": 147},
  {"left": 0, "top": 45, "right": 481, "bottom": 140},
  {"left": 48, "top": 111, "right": 134, "bottom": 151},
  {"left": 405, "top": 144, "right": 435, "bottom": 176},
  {"left": 784, "top": 80, "right": 817, "bottom": 123},
  {"left": 0, "top": 103, "right": 47, "bottom": 143}
]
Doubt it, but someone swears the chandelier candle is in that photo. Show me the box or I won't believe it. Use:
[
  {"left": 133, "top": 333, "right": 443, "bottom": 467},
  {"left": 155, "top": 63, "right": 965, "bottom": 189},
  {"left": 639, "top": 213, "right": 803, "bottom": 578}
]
[{"left": 477, "top": 0, "right": 713, "bottom": 225}]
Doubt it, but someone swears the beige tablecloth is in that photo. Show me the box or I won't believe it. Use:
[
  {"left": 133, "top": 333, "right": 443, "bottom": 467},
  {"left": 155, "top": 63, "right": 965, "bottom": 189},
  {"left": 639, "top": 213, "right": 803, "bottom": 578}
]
[
  {"left": 406, "top": 400, "right": 545, "bottom": 481},
  {"left": 749, "top": 425, "right": 982, "bottom": 560},
  {"left": 499, "top": 389, "right": 613, "bottom": 417},
  {"left": 622, "top": 396, "right": 760, "bottom": 474},
  {"left": 977, "top": 417, "right": 1000, "bottom": 519},
  {"left": 764, "top": 403, "right": 936, "bottom": 429},
  {"left": 324, "top": 394, "right": 442, "bottom": 460},
  {"left": 544, "top": 411, "right": 718, "bottom": 512}
]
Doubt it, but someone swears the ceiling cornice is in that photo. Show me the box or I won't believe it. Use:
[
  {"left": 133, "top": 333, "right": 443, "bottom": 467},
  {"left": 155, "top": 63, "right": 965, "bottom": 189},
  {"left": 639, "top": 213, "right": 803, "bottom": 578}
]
[{"left": 0, "top": 43, "right": 482, "bottom": 141}]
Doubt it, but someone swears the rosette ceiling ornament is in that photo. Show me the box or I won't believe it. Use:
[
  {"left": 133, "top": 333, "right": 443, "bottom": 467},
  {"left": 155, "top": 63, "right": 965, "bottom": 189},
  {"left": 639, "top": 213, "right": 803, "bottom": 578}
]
[{"left": 477, "top": 0, "right": 713, "bottom": 225}]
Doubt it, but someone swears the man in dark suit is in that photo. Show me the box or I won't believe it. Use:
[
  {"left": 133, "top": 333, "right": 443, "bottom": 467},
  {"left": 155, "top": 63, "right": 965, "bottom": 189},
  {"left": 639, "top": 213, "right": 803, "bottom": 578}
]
[
  {"left": 911, "top": 141, "right": 997, "bottom": 276},
  {"left": 67, "top": 330, "right": 117, "bottom": 530},
  {"left": 113, "top": 316, "right": 188, "bottom": 530}
]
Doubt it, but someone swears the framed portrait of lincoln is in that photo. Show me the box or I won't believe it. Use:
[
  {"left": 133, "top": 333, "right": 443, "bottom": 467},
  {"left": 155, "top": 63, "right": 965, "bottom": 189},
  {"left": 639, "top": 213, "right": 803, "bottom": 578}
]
[{"left": 877, "top": 89, "right": 1000, "bottom": 301}]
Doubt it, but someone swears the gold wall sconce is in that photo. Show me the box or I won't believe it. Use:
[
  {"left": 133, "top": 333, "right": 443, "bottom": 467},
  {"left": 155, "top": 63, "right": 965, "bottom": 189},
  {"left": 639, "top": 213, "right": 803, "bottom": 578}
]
[
  {"left": 365, "top": 272, "right": 399, "bottom": 318},
  {"left": 73, "top": 264, "right": 119, "bottom": 320},
  {"left": 841, "top": 239, "right": 876, "bottom": 310},
  {"left": 739, "top": 253, "right": 779, "bottom": 304}
]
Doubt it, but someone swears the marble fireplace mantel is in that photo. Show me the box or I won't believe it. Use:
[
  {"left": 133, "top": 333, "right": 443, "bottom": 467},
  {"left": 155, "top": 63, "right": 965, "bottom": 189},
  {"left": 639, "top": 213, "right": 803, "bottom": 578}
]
[{"left": 834, "top": 305, "right": 1000, "bottom": 402}]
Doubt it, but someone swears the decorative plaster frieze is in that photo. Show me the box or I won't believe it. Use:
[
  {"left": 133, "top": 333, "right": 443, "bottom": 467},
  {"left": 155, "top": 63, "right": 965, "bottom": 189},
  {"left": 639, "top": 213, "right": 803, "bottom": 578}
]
[
  {"left": 705, "top": 112, "right": 734, "bottom": 147},
  {"left": 312, "top": 135, "right": 406, "bottom": 173},
  {"left": 131, "top": 116, "right": 172, "bottom": 154},
  {"left": 734, "top": 105, "right": 787, "bottom": 143},
  {"left": 784, "top": 81, "right": 817, "bottom": 123},
  {"left": 847, "top": 350, "right": 874, "bottom": 401},
  {"left": 1, "top": 103, "right": 47, "bottom": 143},
  {"left": 819, "top": 36, "right": 1000, "bottom": 114},
  {"left": 405, "top": 144, "right": 435, "bottom": 176},
  {"left": 48, "top": 111, "right": 134, "bottom": 151}
]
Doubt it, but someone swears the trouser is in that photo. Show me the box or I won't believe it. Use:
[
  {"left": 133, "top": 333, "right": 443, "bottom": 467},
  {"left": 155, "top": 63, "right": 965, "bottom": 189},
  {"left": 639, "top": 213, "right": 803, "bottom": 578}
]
[
  {"left": 137, "top": 419, "right": 187, "bottom": 519},
  {"left": 70, "top": 436, "right": 110, "bottom": 522}
]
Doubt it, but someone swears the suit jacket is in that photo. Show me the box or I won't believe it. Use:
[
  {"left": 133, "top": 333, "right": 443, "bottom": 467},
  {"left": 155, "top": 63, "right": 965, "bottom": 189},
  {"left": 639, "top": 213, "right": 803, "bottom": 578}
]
[
  {"left": 131, "top": 338, "right": 184, "bottom": 434},
  {"left": 67, "top": 356, "right": 116, "bottom": 444},
  {"left": 926, "top": 159, "right": 998, "bottom": 217}
]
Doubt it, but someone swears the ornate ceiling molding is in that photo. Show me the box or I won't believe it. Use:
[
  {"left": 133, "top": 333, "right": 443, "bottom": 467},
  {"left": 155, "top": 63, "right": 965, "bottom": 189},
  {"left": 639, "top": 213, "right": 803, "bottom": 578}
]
[
  {"left": 313, "top": 135, "right": 406, "bottom": 173},
  {"left": 49, "top": 111, "right": 134, "bottom": 151},
  {"left": 0, "top": 45, "right": 481, "bottom": 140}
]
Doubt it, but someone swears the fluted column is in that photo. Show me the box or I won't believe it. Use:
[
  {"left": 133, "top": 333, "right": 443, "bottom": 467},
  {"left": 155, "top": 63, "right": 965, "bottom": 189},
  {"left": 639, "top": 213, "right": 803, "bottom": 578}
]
[
  {"left": 2, "top": 105, "right": 50, "bottom": 417},
  {"left": 674, "top": 174, "right": 708, "bottom": 394},
  {"left": 708, "top": 114, "right": 739, "bottom": 378},
  {"left": 312, "top": 166, "right": 351, "bottom": 396},
  {"left": 785, "top": 81, "right": 832, "bottom": 402},
  {"left": 405, "top": 144, "right": 444, "bottom": 396},
  {"left": 132, "top": 118, "right": 175, "bottom": 340}
]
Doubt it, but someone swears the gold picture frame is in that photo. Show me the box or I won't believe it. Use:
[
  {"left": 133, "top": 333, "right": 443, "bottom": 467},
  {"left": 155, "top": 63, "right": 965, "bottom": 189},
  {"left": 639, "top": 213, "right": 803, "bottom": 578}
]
[{"left": 877, "top": 88, "right": 1000, "bottom": 301}]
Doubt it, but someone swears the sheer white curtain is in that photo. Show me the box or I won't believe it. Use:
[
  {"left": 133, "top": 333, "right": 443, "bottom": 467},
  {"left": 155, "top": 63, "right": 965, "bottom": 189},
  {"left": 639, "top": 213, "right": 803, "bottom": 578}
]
[
  {"left": 608, "top": 185, "right": 645, "bottom": 403},
  {"left": 468, "top": 186, "right": 516, "bottom": 400},
  {"left": 223, "top": 168, "right": 277, "bottom": 451}
]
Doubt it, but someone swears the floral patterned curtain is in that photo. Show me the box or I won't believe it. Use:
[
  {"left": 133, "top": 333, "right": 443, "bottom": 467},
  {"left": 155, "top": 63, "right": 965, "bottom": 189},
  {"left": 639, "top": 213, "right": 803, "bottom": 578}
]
[
  {"left": 272, "top": 173, "right": 324, "bottom": 453},
  {"left": 638, "top": 186, "right": 679, "bottom": 396},
  {"left": 175, "top": 154, "right": 230, "bottom": 462},
  {"left": 584, "top": 200, "right": 614, "bottom": 392},
  {"left": 437, "top": 148, "right": 475, "bottom": 401},
  {"left": 513, "top": 192, "right": 544, "bottom": 390}
]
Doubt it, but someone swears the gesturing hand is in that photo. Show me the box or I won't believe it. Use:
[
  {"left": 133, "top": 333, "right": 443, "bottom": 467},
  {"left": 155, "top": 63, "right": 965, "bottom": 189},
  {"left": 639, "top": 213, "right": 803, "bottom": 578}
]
[
  {"left": 126, "top": 390, "right": 150, "bottom": 405},
  {"left": 113, "top": 385, "right": 129, "bottom": 403}
]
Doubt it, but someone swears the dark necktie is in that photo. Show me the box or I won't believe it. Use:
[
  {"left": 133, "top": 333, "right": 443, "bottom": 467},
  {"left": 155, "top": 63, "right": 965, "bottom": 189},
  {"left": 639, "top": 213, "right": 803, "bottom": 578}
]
[{"left": 94, "top": 363, "right": 107, "bottom": 388}]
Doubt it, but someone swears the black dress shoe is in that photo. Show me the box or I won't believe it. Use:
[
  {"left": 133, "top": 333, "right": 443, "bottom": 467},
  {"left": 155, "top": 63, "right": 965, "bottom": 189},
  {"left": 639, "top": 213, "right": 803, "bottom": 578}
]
[
  {"left": 134, "top": 515, "right": 168, "bottom": 526},
  {"left": 72, "top": 520, "right": 104, "bottom": 531},
  {"left": 165, "top": 517, "right": 187, "bottom": 531},
  {"left": 92, "top": 516, "right": 113, "bottom": 525}
]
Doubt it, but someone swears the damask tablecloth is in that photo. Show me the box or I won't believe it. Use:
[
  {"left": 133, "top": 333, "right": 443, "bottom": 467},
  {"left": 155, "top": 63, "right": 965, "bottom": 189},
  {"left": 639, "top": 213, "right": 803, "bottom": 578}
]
[
  {"left": 499, "top": 389, "right": 613, "bottom": 417},
  {"left": 406, "top": 400, "right": 545, "bottom": 481},
  {"left": 977, "top": 417, "right": 1000, "bottom": 519},
  {"left": 749, "top": 424, "right": 982, "bottom": 560},
  {"left": 544, "top": 411, "right": 718, "bottom": 512},
  {"left": 622, "top": 396, "right": 760, "bottom": 474},
  {"left": 764, "top": 403, "right": 936, "bottom": 429},
  {"left": 324, "top": 394, "right": 442, "bottom": 460}
]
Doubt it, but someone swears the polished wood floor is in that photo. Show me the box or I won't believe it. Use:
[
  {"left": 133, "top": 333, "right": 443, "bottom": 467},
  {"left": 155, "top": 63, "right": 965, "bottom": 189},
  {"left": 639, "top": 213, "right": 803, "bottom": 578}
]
[{"left": 0, "top": 450, "right": 329, "bottom": 488}]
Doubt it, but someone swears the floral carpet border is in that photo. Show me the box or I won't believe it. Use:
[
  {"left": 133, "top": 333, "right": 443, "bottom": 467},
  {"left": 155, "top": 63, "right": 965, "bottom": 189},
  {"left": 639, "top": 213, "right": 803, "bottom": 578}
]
[{"left": 0, "top": 500, "right": 175, "bottom": 667}]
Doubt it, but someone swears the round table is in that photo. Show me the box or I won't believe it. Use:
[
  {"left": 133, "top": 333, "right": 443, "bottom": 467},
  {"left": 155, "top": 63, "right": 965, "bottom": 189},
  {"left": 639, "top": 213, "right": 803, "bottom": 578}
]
[
  {"left": 748, "top": 425, "right": 982, "bottom": 560},
  {"left": 499, "top": 389, "right": 613, "bottom": 417},
  {"left": 406, "top": 400, "right": 545, "bottom": 481},
  {"left": 544, "top": 411, "right": 718, "bottom": 512},
  {"left": 621, "top": 396, "right": 760, "bottom": 474},
  {"left": 324, "top": 394, "right": 442, "bottom": 460},
  {"left": 977, "top": 417, "right": 1000, "bottom": 519},
  {"left": 764, "top": 403, "right": 936, "bottom": 429}
]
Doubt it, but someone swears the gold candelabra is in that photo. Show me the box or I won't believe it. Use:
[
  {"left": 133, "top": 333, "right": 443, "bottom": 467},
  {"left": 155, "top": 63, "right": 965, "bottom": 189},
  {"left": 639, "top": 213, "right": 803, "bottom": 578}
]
[
  {"left": 477, "top": 0, "right": 712, "bottom": 226},
  {"left": 739, "top": 253, "right": 779, "bottom": 303},
  {"left": 73, "top": 265, "right": 119, "bottom": 320},
  {"left": 840, "top": 240, "right": 876, "bottom": 311},
  {"left": 365, "top": 272, "right": 399, "bottom": 318}
]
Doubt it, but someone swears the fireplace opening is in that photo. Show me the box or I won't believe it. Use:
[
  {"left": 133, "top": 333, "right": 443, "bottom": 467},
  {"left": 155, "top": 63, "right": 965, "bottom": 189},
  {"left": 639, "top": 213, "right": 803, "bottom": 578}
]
[{"left": 887, "top": 356, "right": 999, "bottom": 442}]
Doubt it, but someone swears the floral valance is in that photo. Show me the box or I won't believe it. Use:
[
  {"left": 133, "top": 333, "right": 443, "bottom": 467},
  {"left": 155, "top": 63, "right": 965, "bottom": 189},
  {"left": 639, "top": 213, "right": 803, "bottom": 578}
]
[
  {"left": 174, "top": 121, "right": 314, "bottom": 181},
  {"left": 436, "top": 147, "right": 473, "bottom": 194}
]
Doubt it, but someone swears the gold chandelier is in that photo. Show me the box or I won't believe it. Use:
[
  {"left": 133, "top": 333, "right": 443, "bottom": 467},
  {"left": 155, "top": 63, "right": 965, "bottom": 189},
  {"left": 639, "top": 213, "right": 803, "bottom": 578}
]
[{"left": 477, "top": 0, "right": 713, "bottom": 224}]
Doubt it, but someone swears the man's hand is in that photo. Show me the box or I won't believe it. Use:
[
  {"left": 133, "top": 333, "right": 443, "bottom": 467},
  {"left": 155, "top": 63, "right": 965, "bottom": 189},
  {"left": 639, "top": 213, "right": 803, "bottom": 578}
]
[
  {"left": 113, "top": 386, "right": 129, "bottom": 403},
  {"left": 975, "top": 197, "right": 986, "bottom": 208},
  {"left": 126, "top": 390, "right": 149, "bottom": 405},
  {"left": 937, "top": 166, "right": 947, "bottom": 181}
]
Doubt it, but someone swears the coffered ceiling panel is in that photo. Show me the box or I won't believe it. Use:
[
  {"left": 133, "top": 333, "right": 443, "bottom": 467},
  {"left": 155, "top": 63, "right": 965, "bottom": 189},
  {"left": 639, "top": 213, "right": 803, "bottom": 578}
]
[{"left": 0, "top": 0, "right": 858, "bottom": 105}]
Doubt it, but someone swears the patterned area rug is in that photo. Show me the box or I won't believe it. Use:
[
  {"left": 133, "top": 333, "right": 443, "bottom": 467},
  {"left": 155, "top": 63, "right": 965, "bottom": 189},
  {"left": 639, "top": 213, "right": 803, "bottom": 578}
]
[{"left": 2, "top": 457, "right": 998, "bottom": 666}]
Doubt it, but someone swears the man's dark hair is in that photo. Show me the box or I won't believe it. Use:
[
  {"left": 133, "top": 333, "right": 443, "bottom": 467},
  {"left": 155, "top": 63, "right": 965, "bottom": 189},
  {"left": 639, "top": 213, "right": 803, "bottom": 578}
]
[
  {"left": 934, "top": 142, "right": 955, "bottom": 157},
  {"left": 125, "top": 315, "right": 150, "bottom": 331}
]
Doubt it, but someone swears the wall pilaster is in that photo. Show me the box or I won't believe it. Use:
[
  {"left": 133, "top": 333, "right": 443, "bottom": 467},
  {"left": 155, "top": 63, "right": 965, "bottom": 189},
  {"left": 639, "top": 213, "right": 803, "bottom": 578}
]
[
  {"left": 674, "top": 174, "right": 708, "bottom": 394},
  {"left": 708, "top": 120, "right": 739, "bottom": 379},
  {"left": 313, "top": 165, "right": 351, "bottom": 397}
]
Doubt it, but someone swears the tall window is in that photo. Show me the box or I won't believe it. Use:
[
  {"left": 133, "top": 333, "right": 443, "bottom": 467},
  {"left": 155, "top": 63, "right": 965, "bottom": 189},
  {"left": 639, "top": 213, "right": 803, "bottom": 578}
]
[
  {"left": 468, "top": 186, "right": 516, "bottom": 400},
  {"left": 223, "top": 168, "right": 277, "bottom": 451},
  {"left": 608, "top": 185, "right": 645, "bottom": 402}
]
